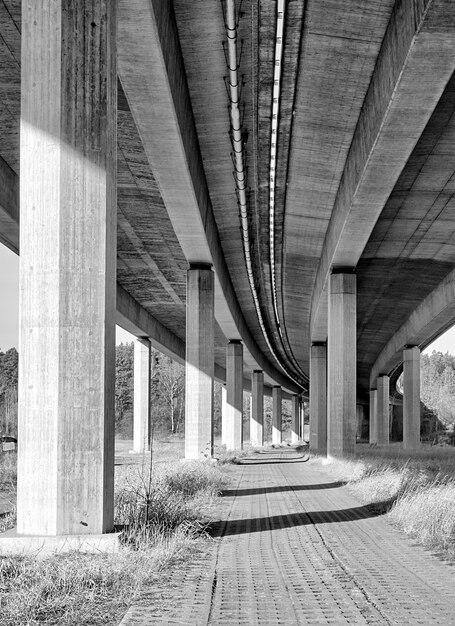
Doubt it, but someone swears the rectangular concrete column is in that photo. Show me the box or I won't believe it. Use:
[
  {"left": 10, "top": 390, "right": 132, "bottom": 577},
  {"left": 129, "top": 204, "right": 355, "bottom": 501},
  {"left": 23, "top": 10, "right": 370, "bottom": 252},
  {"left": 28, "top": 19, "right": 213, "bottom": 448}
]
[
  {"left": 327, "top": 272, "right": 356, "bottom": 457},
  {"left": 243, "top": 392, "right": 250, "bottom": 444},
  {"left": 369, "top": 389, "right": 377, "bottom": 444},
  {"left": 377, "top": 375, "right": 390, "bottom": 445},
  {"left": 225, "top": 341, "right": 243, "bottom": 450},
  {"left": 221, "top": 385, "right": 227, "bottom": 446},
  {"left": 185, "top": 265, "right": 214, "bottom": 459},
  {"left": 403, "top": 346, "right": 421, "bottom": 449},
  {"left": 272, "top": 386, "right": 282, "bottom": 445},
  {"left": 133, "top": 338, "right": 151, "bottom": 453},
  {"left": 291, "top": 395, "right": 299, "bottom": 444},
  {"left": 250, "top": 370, "right": 264, "bottom": 446},
  {"left": 309, "top": 343, "right": 327, "bottom": 454},
  {"left": 17, "top": 1, "right": 117, "bottom": 536}
]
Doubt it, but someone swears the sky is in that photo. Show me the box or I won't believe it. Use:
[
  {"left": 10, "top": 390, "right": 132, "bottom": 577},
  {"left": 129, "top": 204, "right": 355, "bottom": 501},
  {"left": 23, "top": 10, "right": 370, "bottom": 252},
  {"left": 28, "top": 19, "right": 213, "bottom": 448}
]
[{"left": 1, "top": 241, "right": 455, "bottom": 354}]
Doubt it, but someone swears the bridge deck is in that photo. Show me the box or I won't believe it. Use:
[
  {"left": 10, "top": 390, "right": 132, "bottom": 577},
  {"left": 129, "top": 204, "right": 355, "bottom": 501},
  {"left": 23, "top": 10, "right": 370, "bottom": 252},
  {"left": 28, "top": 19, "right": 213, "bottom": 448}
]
[{"left": 120, "top": 450, "right": 455, "bottom": 625}]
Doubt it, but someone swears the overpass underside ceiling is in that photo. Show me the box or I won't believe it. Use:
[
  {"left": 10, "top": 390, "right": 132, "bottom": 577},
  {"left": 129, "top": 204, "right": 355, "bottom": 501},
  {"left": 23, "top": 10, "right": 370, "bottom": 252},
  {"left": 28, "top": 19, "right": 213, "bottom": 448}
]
[
  {"left": 282, "top": 0, "right": 394, "bottom": 373},
  {"left": 357, "top": 71, "right": 455, "bottom": 392},
  {"left": 0, "top": 4, "right": 230, "bottom": 370},
  {"left": 0, "top": 0, "right": 20, "bottom": 175},
  {"left": 173, "top": 0, "right": 395, "bottom": 384}
]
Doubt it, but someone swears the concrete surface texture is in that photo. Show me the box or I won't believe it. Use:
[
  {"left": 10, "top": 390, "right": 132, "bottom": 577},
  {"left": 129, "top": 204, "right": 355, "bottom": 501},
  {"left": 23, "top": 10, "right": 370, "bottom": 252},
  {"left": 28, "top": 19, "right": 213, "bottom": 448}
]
[
  {"left": 3, "top": 0, "right": 455, "bottom": 539},
  {"left": 2, "top": 1, "right": 455, "bottom": 402},
  {"left": 133, "top": 338, "right": 151, "bottom": 454},
  {"left": 225, "top": 341, "right": 243, "bottom": 451},
  {"left": 119, "top": 450, "right": 455, "bottom": 625},
  {"left": 250, "top": 371, "right": 264, "bottom": 447},
  {"left": 17, "top": 0, "right": 117, "bottom": 536}
]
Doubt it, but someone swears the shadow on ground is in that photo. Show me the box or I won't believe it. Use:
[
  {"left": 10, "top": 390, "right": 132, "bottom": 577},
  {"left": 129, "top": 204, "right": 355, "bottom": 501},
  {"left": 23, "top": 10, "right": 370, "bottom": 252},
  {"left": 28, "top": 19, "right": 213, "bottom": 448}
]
[
  {"left": 238, "top": 455, "right": 310, "bottom": 465},
  {"left": 221, "top": 482, "right": 345, "bottom": 497},
  {"left": 208, "top": 503, "right": 390, "bottom": 537}
]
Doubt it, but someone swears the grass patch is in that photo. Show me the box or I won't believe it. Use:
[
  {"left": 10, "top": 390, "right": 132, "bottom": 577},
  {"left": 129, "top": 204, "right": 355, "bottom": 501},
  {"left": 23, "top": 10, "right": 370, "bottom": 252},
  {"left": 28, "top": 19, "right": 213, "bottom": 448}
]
[
  {"left": 311, "top": 445, "right": 455, "bottom": 555},
  {"left": 0, "top": 452, "right": 228, "bottom": 625},
  {"left": 214, "top": 444, "right": 258, "bottom": 465}
]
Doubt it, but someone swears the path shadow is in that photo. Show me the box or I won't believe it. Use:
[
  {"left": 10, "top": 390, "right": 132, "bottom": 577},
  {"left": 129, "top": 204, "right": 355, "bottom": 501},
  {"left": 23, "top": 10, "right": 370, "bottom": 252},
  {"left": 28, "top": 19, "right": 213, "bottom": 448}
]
[
  {"left": 222, "top": 482, "right": 344, "bottom": 497},
  {"left": 238, "top": 454, "right": 310, "bottom": 465},
  {"left": 208, "top": 503, "right": 391, "bottom": 538}
]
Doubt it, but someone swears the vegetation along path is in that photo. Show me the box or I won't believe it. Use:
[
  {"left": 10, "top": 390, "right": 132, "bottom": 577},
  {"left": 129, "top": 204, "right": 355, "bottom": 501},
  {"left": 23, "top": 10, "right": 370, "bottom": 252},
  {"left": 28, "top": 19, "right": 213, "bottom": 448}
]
[{"left": 120, "top": 448, "right": 455, "bottom": 625}]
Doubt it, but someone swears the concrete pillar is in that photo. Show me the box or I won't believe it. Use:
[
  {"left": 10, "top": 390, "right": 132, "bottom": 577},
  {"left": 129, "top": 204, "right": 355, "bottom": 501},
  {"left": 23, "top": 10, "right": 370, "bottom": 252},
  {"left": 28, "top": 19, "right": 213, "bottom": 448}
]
[
  {"left": 17, "top": 1, "right": 117, "bottom": 536},
  {"left": 225, "top": 341, "right": 243, "bottom": 450},
  {"left": 309, "top": 343, "right": 327, "bottom": 454},
  {"left": 221, "top": 385, "right": 227, "bottom": 446},
  {"left": 185, "top": 264, "right": 214, "bottom": 459},
  {"left": 133, "top": 338, "right": 151, "bottom": 453},
  {"left": 403, "top": 346, "right": 421, "bottom": 449},
  {"left": 327, "top": 272, "right": 356, "bottom": 457},
  {"left": 377, "top": 375, "right": 390, "bottom": 445},
  {"left": 356, "top": 404, "right": 365, "bottom": 439},
  {"left": 243, "top": 392, "right": 250, "bottom": 444},
  {"left": 272, "top": 386, "right": 282, "bottom": 445},
  {"left": 250, "top": 370, "right": 264, "bottom": 446},
  {"left": 291, "top": 395, "right": 299, "bottom": 444},
  {"left": 369, "top": 389, "right": 377, "bottom": 444}
]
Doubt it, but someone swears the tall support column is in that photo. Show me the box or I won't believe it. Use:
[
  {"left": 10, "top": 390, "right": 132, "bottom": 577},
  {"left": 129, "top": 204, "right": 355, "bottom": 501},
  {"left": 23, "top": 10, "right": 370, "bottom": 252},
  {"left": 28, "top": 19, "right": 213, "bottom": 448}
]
[
  {"left": 185, "top": 264, "right": 214, "bottom": 459},
  {"left": 272, "top": 386, "right": 282, "bottom": 445},
  {"left": 225, "top": 341, "right": 243, "bottom": 450},
  {"left": 327, "top": 272, "right": 356, "bottom": 457},
  {"left": 250, "top": 370, "right": 264, "bottom": 447},
  {"left": 403, "top": 346, "right": 421, "bottom": 449},
  {"left": 133, "top": 338, "right": 151, "bottom": 453},
  {"left": 221, "top": 385, "right": 227, "bottom": 446},
  {"left": 243, "top": 392, "right": 250, "bottom": 444},
  {"left": 17, "top": 1, "right": 117, "bottom": 536},
  {"left": 377, "top": 375, "right": 390, "bottom": 445},
  {"left": 291, "top": 395, "right": 299, "bottom": 443},
  {"left": 369, "top": 389, "right": 378, "bottom": 444},
  {"left": 310, "top": 343, "right": 327, "bottom": 454}
]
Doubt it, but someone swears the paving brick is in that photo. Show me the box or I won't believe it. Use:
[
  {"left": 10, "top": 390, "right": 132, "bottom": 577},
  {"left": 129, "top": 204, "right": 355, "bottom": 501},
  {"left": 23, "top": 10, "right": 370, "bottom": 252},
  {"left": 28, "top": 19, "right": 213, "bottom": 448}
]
[{"left": 119, "top": 449, "right": 455, "bottom": 625}]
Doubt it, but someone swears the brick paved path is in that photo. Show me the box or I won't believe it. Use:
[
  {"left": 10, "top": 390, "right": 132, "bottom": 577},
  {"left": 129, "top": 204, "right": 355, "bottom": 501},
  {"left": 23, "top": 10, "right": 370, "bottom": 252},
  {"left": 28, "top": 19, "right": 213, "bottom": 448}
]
[{"left": 120, "top": 449, "right": 455, "bottom": 625}]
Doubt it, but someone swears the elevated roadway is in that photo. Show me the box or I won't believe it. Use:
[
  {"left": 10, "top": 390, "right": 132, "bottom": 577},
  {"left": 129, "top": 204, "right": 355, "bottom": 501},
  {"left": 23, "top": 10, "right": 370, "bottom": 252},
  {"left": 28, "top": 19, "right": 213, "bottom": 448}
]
[{"left": 1, "top": 0, "right": 455, "bottom": 539}]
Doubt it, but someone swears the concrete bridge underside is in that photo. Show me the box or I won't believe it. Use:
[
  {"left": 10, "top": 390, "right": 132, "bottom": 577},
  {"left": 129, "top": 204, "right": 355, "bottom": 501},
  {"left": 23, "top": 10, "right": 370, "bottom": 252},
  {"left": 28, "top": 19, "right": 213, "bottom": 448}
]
[{"left": 0, "top": 0, "right": 455, "bottom": 540}]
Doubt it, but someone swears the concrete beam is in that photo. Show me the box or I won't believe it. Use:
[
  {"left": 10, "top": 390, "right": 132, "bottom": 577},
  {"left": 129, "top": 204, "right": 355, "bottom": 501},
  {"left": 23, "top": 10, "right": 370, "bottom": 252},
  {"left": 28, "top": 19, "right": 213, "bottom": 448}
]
[
  {"left": 311, "top": 0, "right": 455, "bottom": 342},
  {"left": 117, "top": 0, "right": 300, "bottom": 395},
  {"left": 370, "top": 267, "right": 455, "bottom": 387},
  {"left": 0, "top": 156, "right": 19, "bottom": 254}
]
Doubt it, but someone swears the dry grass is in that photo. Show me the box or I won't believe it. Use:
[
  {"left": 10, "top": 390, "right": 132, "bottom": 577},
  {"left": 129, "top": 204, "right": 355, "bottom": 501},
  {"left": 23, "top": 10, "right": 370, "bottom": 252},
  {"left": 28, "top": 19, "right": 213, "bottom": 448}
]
[
  {"left": 0, "top": 451, "right": 227, "bottom": 626},
  {"left": 312, "top": 445, "right": 455, "bottom": 556},
  {"left": 214, "top": 443, "right": 259, "bottom": 465},
  {"left": 0, "top": 527, "right": 205, "bottom": 626},
  {"left": 0, "top": 452, "right": 17, "bottom": 533}
]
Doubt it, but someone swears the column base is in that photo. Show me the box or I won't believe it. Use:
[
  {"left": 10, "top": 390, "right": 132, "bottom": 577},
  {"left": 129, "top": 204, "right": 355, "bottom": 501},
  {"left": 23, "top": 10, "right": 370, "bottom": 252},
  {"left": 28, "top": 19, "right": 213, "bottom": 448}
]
[{"left": 0, "top": 529, "right": 121, "bottom": 557}]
